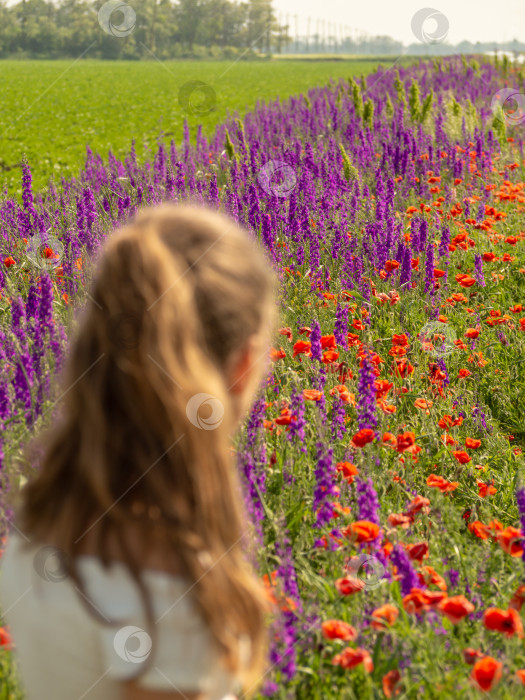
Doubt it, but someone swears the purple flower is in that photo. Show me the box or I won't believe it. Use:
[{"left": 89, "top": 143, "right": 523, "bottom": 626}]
[
  {"left": 356, "top": 346, "right": 378, "bottom": 431},
  {"left": 331, "top": 393, "right": 346, "bottom": 441},
  {"left": 390, "top": 545, "right": 420, "bottom": 596},
  {"left": 288, "top": 383, "right": 307, "bottom": 454},
  {"left": 334, "top": 302, "right": 348, "bottom": 347},
  {"left": 356, "top": 477, "right": 381, "bottom": 525},
  {"left": 474, "top": 253, "right": 486, "bottom": 287},
  {"left": 516, "top": 487, "right": 525, "bottom": 562},
  {"left": 309, "top": 320, "right": 322, "bottom": 362},
  {"left": 313, "top": 441, "right": 337, "bottom": 527}
]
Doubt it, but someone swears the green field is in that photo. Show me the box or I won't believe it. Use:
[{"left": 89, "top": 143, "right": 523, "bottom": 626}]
[{"left": 0, "top": 58, "right": 398, "bottom": 195}]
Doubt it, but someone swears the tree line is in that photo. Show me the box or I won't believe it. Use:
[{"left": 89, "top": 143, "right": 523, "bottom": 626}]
[
  {"left": 0, "top": 0, "right": 523, "bottom": 60},
  {"left": 0, "top": 0, "right": 284, "bottom": 59}
]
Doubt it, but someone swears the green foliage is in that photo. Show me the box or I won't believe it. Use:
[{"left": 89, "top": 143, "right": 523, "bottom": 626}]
[
  {"left": 442, "top": 95, "right": 470, "bottom": 141},
  {"left": 224, "top": 128, "right": 235, "bottom": 159},
  {"left": 420, "top": 89, "right": 434, "bottom": 123},
  {"left": 351, "top": 79, "right": 364, "bottom": 120},
  {"left": 491, "top": 106, "right": 507, "bottom": 147},
  {"left": 409, "top": 79, "right": 421, "bottom": 122},
  {"left": 339, "top": 143, "right": 358, "bottom": 182},
  {"left": 363, "top": 98, "right": 374, "bottom": 129},
  {"left": 394, "top": 70, "right": 407, "bottom": 111},
  {"left": 385, "top": 94, "right": 394, "bottom": 120}
]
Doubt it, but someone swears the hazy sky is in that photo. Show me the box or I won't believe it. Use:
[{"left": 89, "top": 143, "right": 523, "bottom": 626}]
[{"left": 273, "top": 0, "right": 525, "bottom": 45}]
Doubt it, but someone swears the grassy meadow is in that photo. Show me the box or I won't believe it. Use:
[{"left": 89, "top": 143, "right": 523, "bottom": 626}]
[{"left": 0, "top": 58, "right": 392, "bottom": 194}]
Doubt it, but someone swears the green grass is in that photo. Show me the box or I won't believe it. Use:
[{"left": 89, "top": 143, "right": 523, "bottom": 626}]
[{"left": 0, "top": 58, "right": 387, "bottom": 195}]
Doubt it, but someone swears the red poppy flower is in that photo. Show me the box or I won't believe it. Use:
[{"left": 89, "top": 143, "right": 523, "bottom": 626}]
[
  {"left": 402, "top": 589, "right": 430, "bottom": 614},
  {"left": 0, "top": 627, "right": 12, "bottom": 649},
  {"left": 387, "top": 513, "right": 412, "bottom": 528},
  {"left": 468, "top": 521, "right": 490, "bottom": 540},
  {"left": 331, "top": 647, "right": 373, "bottom": 673},
  {"left": 269, "top": 347, "right": 286, "bottom": 361},
  {"left": 322, "top": 349, "right": 340, "bottom": 364},
  {"left": 335, "top": 577, "right": 366, "bottom": 596},
  {"left": 404, "top": 495, "right": 430, "bottom": 515},
  {"left": 463, "top": 648, "right": 483, "bottom": 665},
  {"left": 464, "top": 328, "right": 479, "bottom": 339},
  {"left": 351, "top": 429, "right": 376, "bottom": 448},
  {"left": 510, "top": 585, "right": 525, "bottom": 612},
  {"left": 371, "top": 604, "right": 399, "bottom": 629},
  {"left": 278, "top": 327, "right": 293, "bottom": 341},
  {"left": 516, "top": 670, "right": 525, "bottom": 685},
  {"left": 292, "top": 340, "right": 311, "bottom": 358},
  {"left": 321, "top": 334, "right": 336, "bottom": 349},
  {"left": 426, "top": 474, "right": 459, "bottom": 493},
  {"left": 303, "top": 389, "right": 323, "bottom": 401},
  {"left": 336, "top": 462, "right": 359, "bottom": 483},
  {"left": 396, "top": 432, "right": 416, "bottom": 452},
  {"left": 471, "top": 656, "right": 502, "bottom": 692},
  {"left": 343, "top": 521, "right": 381, "bottom": 544},
  {"left": 453, "top": 450, "right": 471, "bottom": 464},
  {"left": 419, "top": 570, "right": 445, "bottom": 594},
  {"left": 439, "top": 595, "right": 475, "bottom": 624},
  {"left": 321, "top": 619, "right": 357, "bottom": 641},
  {"left": 405, "top": 542, "right": 429, "bottom": 563},
  {"left": 483, "top": 608, "right": 524, "bottom": 638},
  {"left": 382, "top": 669, "right": 401, "bottom": 698}
]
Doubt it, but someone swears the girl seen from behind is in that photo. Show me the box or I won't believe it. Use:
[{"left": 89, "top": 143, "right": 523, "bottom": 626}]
[{"left": 0, "top": 203, "right": 281, "bottom": 700}]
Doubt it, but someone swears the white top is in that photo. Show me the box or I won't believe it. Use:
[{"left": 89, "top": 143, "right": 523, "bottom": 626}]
[{"left": 0, "top": 531, "right": 240, "bottom": 700}]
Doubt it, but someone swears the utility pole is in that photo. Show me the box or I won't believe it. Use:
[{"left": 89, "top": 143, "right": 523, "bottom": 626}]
[
  {"left": 306, "top": 16, "right": 310, "bottom": 54},
  {"left": 295, "top": 14, "right": 299, "bottom": 54}
]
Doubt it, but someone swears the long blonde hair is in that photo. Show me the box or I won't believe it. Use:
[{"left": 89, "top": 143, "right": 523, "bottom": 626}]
[{"left": 16, "top": 203, "right": 280, "bottom": 691}]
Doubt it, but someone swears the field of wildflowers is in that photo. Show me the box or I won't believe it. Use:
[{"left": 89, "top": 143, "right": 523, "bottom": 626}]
[{"left": 1, "top": 54, "right": 525, "bottom": 698}]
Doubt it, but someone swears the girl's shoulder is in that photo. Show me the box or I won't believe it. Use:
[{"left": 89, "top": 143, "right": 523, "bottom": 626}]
[
  {"left": 0, "top": 529, "right": 200, "bottom": 620},
  {"left": 0, "top": 531, "right": 240, "bottom": 696}
]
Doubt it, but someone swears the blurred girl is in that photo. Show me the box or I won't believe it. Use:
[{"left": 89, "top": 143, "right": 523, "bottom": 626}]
[{"left": 0, "top": 203, "right": 280, "bottom": 700}]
